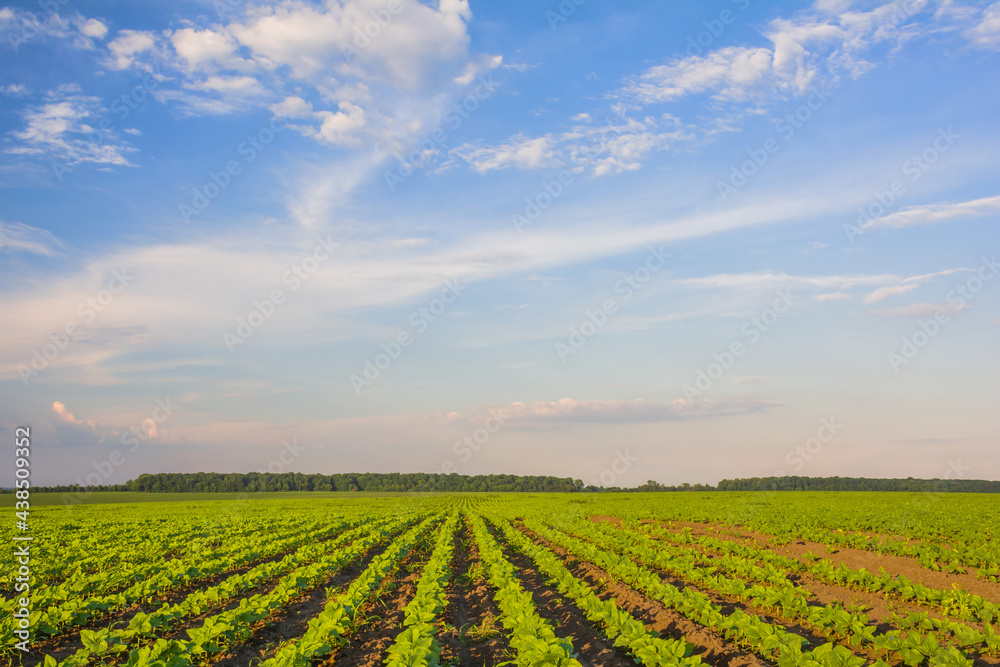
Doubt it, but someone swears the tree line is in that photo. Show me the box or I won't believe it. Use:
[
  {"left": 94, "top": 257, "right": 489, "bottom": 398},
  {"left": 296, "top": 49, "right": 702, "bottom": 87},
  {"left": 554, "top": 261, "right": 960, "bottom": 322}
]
[
  {"left": 9, "top": 472, "right": 998, "bottom": 494},
  {"left": 714, "top": 476, "right": 1000, "bottom": 493}
]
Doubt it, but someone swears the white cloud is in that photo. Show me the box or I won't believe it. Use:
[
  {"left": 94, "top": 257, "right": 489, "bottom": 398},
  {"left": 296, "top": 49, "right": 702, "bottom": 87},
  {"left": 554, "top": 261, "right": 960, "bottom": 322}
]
[
  {"left": 862, "top": 268, "right": 965, "bottom": 304},
  {"left": 869, "top": 302, "right": 970, "bottom": 317},
  {"left": 860, "top": 194, "right": 1000, "bottom": 229},
  {"left": 626, "top": 47, "right": 774, "bottom": 103},
  {"left": 50, "top": 400, "right": 168, "bottom": 447},
  {"left": 0, "top": 189, "right": 859, "bottom": 383},
  {"left": 814, "top": 292, "right": 852, "bottom": 301},
  {"left": 1, "top": 83, "right": 28, "bottom": 97},
  {"left": 766, "top": 19, "right": 847, "bottom": 89},
  {"left": 80, "top": 18, "right": 108, "bottom": 40},
  {"left": 314, "top": 102, "right": 368, "bottom": 145},
  {"left": 269, "top": 95, "right": 315, "bottom": 118},
  {"left": 188, "top": 75, "right": 265, "bottom": 95},
  {"left": 52, "top": 401, "right": 96, "bottom": 428},
  {"left": 463, "top": 1, "right": 962, "bottom": 177},
  {"left": 470, "top": 396, "right": 782, "bottom": 424},
  {"left": 0, "top": 8, "right": 109, "bottom": 49},
  {"left": 964, "top": 1, "right": 1000, "bottom": 49},
  {"left": 5, "top": 89, "right": 136, "bottom": 168},
  {"left": 171, "top": 27, "right": 242, "bottom": 71},
  {"left": 267, "top": 96, "right": 367, "bottom": 147},
  {"left": 503, "top": 62, "right": 536, "bottom": 72},
  {"left": 0, "top": 221, "right": 62, "bottom": 255},
  {"left": 616, "top": 0, "right": 949, "bottom": 136},
  {"left": 91, "top": 0, "right": 497, "bottom": 220},
  {"left": 673, "top": 271, "right": 899, "bottom": 291},
  {"left": 453, "top": 115, "right": 692, "bottom": 177},
  {"left": 454, "top": 134, "right": 561, "bottom": 173},
  {"left": 107, "top": 30, "right": 157, "bottom": 69},
  {"left": 221, "top": 0, "right": 477, "bottom": 88}
]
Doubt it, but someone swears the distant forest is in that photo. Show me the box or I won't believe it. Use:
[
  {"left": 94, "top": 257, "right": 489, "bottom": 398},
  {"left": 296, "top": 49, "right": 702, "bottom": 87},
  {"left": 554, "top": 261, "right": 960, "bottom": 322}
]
[{"left": 13, "top": 472, "right": 1000, "bottom": 494}]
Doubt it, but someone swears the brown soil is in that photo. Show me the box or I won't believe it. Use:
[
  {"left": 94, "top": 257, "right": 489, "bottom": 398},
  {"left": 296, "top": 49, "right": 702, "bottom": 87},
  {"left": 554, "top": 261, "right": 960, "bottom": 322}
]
[
  {"left": 519, "top": 525, "right": 771, "bottom": 667},
  {"left": 319, "top": 535, "right": 432, "bottom": 667},
  {"left": 630, "top": 522, "right": 1000, "bottom": 665},
  {"left": 212, "top": 536, "right": 398, "bottom": 667},
  {"left": 99, "top": 532, "right": 397, "bottom": 667},
  {"left": 630, "top": 524, "right": 961, "bottom": 627},
  {"left": 26, "top": 552, "right": 324, "bottom": 660},
  {"left": 774, "top": 540, "right": 1000, "bottom": 603},
  {"left": 27, "top": 526, "right": 354, "bottom": 662},
  {"left": 642, "top": 520, "right": 1000, "bottom": 604},
  {"left": 590, "top": 514, "right": 623, "bottom": 528},
  {"left": 438, "top": 519, "right": 512, "bottom": 667},
  {"left": 487, "top": 521, "right": 634, "bottom": 667}
]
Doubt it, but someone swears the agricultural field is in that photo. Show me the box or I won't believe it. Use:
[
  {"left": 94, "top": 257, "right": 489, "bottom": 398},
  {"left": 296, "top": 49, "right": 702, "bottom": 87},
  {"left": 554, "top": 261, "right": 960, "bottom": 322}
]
[{"left": 2, "top": 491, "right": 999, "bottom": 667}]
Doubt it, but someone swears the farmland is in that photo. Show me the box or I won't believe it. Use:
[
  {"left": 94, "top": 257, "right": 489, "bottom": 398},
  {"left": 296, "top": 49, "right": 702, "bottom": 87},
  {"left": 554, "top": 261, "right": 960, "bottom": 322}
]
[{"left": 2, "top": 492, "right": 999, "bottom": 667}]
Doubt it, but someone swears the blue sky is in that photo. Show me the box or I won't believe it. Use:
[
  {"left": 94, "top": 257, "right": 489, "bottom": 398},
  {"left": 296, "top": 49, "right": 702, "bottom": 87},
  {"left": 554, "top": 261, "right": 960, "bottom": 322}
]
[{"left": 1, "top": 0, "right": 998, "bottom": 487}]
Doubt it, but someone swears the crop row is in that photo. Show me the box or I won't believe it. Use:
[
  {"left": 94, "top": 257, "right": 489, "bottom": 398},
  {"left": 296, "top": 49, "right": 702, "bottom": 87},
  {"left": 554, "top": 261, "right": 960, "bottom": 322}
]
[
  {"left": 546, "top": 516, "right": 989, "bottom": 667},
  {"left": 640, "top": 520, "right": 1000, "bottom": 626},
  {"left": 470, "top": 513, "right": 582, "bottom": 666},
  {"left": 384, "top": 511, "right": 461, "bottom": 667},
  {"left": 491, "top": 513, "right": 702, "bottom": 666},
  {"left": 2, "top": 515, "right": 364, "bottom": 647},
  {"left": 44, "top": 512, "right": 414, "bottom": 666},
  {"left": 525, "top": 516, "right": 886, "bottom": 667},
  {"left": 262, "top": 513, "right": 442, "bottom": 666}
]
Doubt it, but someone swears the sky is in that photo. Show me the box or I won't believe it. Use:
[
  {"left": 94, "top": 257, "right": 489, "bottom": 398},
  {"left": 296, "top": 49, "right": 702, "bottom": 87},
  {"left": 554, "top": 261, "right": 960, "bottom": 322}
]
[{"left": 1, "top": 0, "right": 998, "bottom": 488}]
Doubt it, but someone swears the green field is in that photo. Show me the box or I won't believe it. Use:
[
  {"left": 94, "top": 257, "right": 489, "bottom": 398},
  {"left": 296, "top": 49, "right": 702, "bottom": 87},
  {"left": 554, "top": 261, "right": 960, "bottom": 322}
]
[{"left": 3, "top": 492, "right": 999, "bottom": 666}]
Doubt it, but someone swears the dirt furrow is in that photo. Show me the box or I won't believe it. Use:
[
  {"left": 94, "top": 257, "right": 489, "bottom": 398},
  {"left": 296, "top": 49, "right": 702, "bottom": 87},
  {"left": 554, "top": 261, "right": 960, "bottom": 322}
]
[
  {"left": 28, "top": 526, "right": 356, "bottom": 661},
  {"left": 642, "top": 519, "right": 1000, "bottom": 601},
  {"left": 518, "top": 524, "right": 779, "bottom": 667},
  {"left": 438, "top": 519, "right": 511, "bottom": 667},
  {"left": 211, "top": 536, "right": 397, "bottom": 667},
  {"left": 487, "top": 520, "right": 634, "bottom": 667},
  {"left": 319, "top": 536, "right": 432, "bottom": 667}
]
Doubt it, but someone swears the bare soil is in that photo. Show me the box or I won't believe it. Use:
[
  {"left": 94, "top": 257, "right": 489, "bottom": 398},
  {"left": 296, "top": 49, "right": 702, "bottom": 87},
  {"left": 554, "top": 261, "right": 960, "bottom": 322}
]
[
  {"left": 520, "top": 524, "right": 772, "bottom": 667},
  {"left": 437, "top": 519, "right": 513, "bottom": 667},
  {"left": 487, "top": 520, "right": 634, "bottom": 667},
  {"left": 211, "top": 536, "right": 397, "bottom": 667}
]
